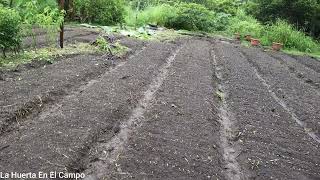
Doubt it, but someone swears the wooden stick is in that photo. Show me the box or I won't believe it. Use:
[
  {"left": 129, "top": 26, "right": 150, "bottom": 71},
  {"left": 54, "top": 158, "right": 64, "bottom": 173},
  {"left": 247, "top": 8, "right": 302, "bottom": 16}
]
[{"left": 59, "top": 0, "right": 65, "bottom": 48}]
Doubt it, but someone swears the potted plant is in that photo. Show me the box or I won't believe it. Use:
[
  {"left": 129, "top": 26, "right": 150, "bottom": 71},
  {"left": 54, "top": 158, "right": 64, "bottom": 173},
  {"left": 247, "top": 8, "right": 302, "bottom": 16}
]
[
  {"left": 245, "top": 34, "right": 252, "bottom": 41},
  {"left": 234, "top": 33, "right": 241, "bottom": 40},
  {"left": 272, "top": 42, "right": 283, "bottom": 51},
  {"left": 251, "top": 39, "right": 260, "bottom": 46}
]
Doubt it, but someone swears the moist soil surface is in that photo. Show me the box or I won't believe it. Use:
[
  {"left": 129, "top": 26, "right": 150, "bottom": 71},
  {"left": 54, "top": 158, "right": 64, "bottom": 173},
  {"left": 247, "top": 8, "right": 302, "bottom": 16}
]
[{"left": 0, "top": 28, "right": 320, "bottom": 180}]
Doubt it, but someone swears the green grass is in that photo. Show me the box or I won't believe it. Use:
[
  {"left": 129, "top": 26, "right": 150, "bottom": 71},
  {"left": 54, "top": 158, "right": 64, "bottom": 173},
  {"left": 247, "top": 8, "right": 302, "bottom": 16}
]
[
  {"left": 261, "top": 20, "right": 320, "bottom": 53},
  {"left": 283, "top": 49, "right": 320, "bottom": 60},
  {"left": 125, "top": 4, "right": 176, "bottom": 27},
  {"left": 0, "top": 41, "right": 129, "bottom": 69},
  {"left": 227, "top": 11, "right": 320, "bottom": 55},
  {"left": 227, "top": 10, "right": 264, "bottom": 38},
  {"left": 0, "top": 43, "right": 96, "bottom": 69}
]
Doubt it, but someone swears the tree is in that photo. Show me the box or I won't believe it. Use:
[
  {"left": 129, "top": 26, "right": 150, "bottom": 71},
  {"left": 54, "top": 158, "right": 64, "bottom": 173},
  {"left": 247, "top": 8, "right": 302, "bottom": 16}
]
[{"left": 248, "top": 0, "right": 320, "bottom": 38}]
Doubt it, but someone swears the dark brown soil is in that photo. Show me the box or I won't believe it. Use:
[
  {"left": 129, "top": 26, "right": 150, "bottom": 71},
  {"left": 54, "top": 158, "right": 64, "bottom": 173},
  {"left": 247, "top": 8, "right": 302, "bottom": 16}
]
[
  {"left": 214, "top": 42, "right": 320, "bottom": 179},
  {"left": 22, "top": 26, "right": 101, "bottom": 49},
  {"left": 0, "top": 27, "right": 146, "bottom": 138},
  {"left": 0, "top": 29, "right": 319, "bottom": 180},
  {"left": 241, "top": 48, "right": 320, "bottom": 137}
]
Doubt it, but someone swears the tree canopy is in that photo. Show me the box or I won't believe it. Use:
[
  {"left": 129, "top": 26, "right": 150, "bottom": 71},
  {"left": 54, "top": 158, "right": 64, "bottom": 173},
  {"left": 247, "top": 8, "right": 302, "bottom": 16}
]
[{"left": 247, "top": 0, "right": 320, "bottom": 38}]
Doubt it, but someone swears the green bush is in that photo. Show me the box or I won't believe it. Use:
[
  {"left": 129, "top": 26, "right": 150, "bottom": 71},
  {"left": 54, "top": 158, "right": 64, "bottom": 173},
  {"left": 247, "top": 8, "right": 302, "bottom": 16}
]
[
  {"left": 0, "top": 0, "right": 10, "bottom": 7},
  {"left": 125, "top": 4, "right": 177, "bottom": 27},
  {"left": 125, "top": 2, "right": 230, "bottom": 32},
  {"left": 0, "top": 7, "right": 21, "bottom": 57},
  {"left": 168, "top": 3, "right": 217, "bottom": 32},
  {"left": 262, "top": 20, "right": 319, "bottom": 52},
  {"left": 23, "top": 1, "right": 64, "bottom": 31},
  {"left": 228, "top": 11, "right": 320, "bottom": 53},
  {"left": 206, "top": 0, "right": 241, "bottom": 15},
  {"left": 95, "top": 36, "right": 111, "bottom": 51},
  {"left": 227, "top": 10, "right": 264, "bottom": 38},
  {"left": 245, "top": 0, "right": 320, "bottom": 39},
  {"left": 16, "top": 0, "right": 57, "bottom": 10},
  {"left": 20, "top": 1, "right": 64, "bottom": 47},
  {"left": 75, "top": 0, "right": 125, "bottom": 25},
  {"left": 212, "top": 12, "right": 231, "bottom": 31}
]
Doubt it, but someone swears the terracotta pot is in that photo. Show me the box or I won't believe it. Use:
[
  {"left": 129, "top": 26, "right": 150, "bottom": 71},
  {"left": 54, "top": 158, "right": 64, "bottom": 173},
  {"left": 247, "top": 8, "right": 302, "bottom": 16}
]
[
  {"left": 234, "top": 33, "right": 241, "bottom": 40},
  {"left": 251, "top": 39, "right": 260, "bottom": 46},
  {"left": 245, "top": 34, "right": 252, "bottom": 41},
  {"left": 272, "top": 42, "right": 283, "bottom": 51}
]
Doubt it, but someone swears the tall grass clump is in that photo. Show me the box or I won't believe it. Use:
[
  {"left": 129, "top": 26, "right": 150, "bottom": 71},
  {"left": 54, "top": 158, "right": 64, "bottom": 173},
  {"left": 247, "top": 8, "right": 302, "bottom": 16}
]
[
  {"left": 14, "top": 0, "right": 57, "bottom": 11},
  {"left": 125, "top": 4, "right": 176, "bottom": 27},
  {"left": 0, "top": 7, "right": 21, "bottom": 57},
  {"left": 168, "top": 3, "right": 216, "bottom": 32},
  {"left": 126, "top": 2, "right": 230, "bottom": 32},
  {"left": 227, "top": 10, "right": 264, "bottom": 38},
  {"left": 74, "top": 0, "right": 125, "bottom": 25},
  {"left": 263, "top": 20, "right": 319, "bottom": 53}
]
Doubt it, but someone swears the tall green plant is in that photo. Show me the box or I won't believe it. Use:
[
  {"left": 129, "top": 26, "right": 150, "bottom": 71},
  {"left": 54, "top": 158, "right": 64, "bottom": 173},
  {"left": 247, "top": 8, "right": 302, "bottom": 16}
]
[
  {"left": 74, "top": 0, "right": 125, "bottom": 25},
  {"left": 168, "top": 3, "right": 216, "bottom": 32},
  {"left": 206, "top": 0, "right": 242, "bottom": 15},
  {"left": 22, "top": 1, "right": 64, "bottom": 48},
  {"left": 262, "top": 20, "right": 319, "bottom": 52},
  {"left": 0, "top": 7, "right": 21, "bottom": 57},
  {"left": 125, "top": 4, "right": 177, "bottom": 27},
  {"left": 13, "top": 0, "right": 57, "bottom": 11},
  {"left": 246, "top": 0, "right": 320, "bottom": 38},
  {"left": 227, "top": 10, "right": 264, "bottom": 37}
]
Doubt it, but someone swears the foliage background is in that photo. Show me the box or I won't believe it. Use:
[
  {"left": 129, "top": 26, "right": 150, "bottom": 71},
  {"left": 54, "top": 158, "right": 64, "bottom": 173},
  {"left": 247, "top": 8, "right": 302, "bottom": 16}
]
[{"left": 0, "top": 0, "right": 319, "bottom": 56}]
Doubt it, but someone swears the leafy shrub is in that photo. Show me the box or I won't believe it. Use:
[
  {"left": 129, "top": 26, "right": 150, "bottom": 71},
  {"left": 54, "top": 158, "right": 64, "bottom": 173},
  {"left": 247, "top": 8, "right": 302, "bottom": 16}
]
[
  {"left": 211, "top": 12, "right": 231, "bottom": 31},
  {"left": 14, "top": 0, "right": 58, "bottom": 13},
  {"left": 0, "top": 0, "right": 10, "bottom": 7},
  {"left": 228, "top": 11, "right": 319, "bottom": 53},
  {"left": 168, "top": 3, "right": 217, "bottom": 32},
  {"left": 262, "top": 20, "right": 319, "bottom": 52},
  {"left": 125, "top": 4, "right": 177, "bottom": 27},
  {"left": 125, "top": 2, "right": 230, "bottom": 32},
  {"left": 206, "top": 0, "right": 242, "bottom": 15},
  {"left": 95, "top": 36, "right": 110, "bottom": 51},
  {"left": 245, "top": 0, "right": 320, "bottom": 39},
  {"left": 74, "top": 0, "right": 125, "bottom": 25},
  {"left": 0, "top": 7, "right": 21, "bottom": 57},
  {"left": 22, "top": 1, "right": 64, "bottom": 47},
  {"left": 227, "top": 10, "right": 264, "bottom": 38}
]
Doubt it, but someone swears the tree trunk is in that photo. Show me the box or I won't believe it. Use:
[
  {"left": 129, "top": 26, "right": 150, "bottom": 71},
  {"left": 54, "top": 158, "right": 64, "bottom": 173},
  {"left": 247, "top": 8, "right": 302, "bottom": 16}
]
[
  {"left": 2, "top": 48, "right": 6, "bottom": 58},
  {"left": 59, "top": 0, "right": 65, "bottom": 48}
]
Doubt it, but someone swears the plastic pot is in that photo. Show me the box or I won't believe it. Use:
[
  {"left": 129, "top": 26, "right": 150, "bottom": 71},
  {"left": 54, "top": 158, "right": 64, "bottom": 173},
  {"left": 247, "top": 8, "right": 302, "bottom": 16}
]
[
  {"left": 272, "top": 42, "right": 283, "bottom": 51},
  {"left": 245, "top": 34, "right": 252, "bottom": 41},
  {"left": 251, "top": 39, "right": 260, "bottom": 46},
  {"left": 234, "top": 33, "right": 241, "bottom": 40}
]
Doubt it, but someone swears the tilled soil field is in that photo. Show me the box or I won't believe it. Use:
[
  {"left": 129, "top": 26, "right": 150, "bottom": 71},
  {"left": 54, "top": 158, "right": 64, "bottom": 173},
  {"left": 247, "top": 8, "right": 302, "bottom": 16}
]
[{"left": 0, "top": 29, "right": 319, "bottom": 180}]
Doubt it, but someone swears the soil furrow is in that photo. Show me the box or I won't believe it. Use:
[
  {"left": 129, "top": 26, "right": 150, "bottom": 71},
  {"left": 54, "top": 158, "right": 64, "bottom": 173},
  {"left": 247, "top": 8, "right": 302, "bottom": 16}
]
[
  {"left": 0, "top": 55, "right": 119, "bottom": 136},
  {"left": 250, "top": 64, "right": 320, "bottom": 143},
  {"left": 289, "top": 55, "right": 320, "bottom": 74},
  {"left": 240, "top": 50, "right": 320, "bottom": 143},
  {"left": 92, "top": 39, "right": 225, "bottom": 180},
  {"left": 214, "top": 41, "right": 320, "bottom": 179},
  {"left": 82, "top": 41, "right": 184, "bottom": 180},
  {"left": 66, "top": 44, "right": 148, "bottom": 100},
  {"left": 267, "top": 52, "right": 320, "bottom": 90},
  {"left": 241, "top": 48, "right": 320, "bottom": 138},
  {"left": 0, "top": 55, "right": 113, "bottom": 135},
  {"left": 0, "top": 40, "right": 178, "bottom": 175},
  {"left": 0, "top": 89, "right": 67, "bottom": 135},
  {"left": 2, "top": 31, "right": 320, "bottom": 180},
  {"left": 212, "top": 47, "right": 242, "bottom": 180},
  {"left": 0, "top": 38, "right": 146, "bottom": 136}
]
